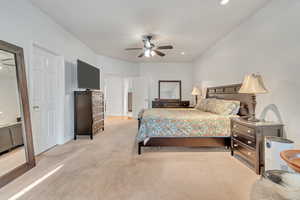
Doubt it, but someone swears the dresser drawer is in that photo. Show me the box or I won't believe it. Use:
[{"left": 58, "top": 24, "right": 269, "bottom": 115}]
[
  {"left": 232, "top": 139, "right": 256, "bottom": 165},
  {"left": 232, "top": 123, "right": 255, "bottom": 136},
  {"left": 232, "top": 131, "right": 256, "bottom": 148}
]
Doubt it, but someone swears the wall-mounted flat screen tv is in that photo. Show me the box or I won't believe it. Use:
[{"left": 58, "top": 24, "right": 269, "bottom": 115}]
[{"left": 77, "top": 59, "right": 100, "bottom": 90}]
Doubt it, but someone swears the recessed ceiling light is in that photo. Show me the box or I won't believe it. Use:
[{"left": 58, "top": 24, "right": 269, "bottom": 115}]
[
  {"left": 181, "top": 52, "right": 185, "bottom": 55},
  {"left": 220, "top": 0, "right": 230, "bottom": 5}
]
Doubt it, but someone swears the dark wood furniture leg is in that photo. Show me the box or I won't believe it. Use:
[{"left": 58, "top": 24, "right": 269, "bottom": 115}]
[{"left": 138, "top": 142, "right": 143, "bottom": 155}]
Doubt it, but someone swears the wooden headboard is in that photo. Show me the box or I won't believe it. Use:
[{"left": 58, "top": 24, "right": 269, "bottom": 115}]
[{"left": 206, "top": 84, "right": 253, "bottom": 117}]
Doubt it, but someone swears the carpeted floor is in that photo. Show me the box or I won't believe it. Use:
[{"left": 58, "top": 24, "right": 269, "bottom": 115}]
[{"left": 0, "top": 118, "right": 259, "bottom": 200}]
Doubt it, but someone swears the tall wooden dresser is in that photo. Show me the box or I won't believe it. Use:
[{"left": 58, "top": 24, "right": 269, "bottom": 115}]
[{"left": 74, "top": 90, "right": 104, "bottom": 140}]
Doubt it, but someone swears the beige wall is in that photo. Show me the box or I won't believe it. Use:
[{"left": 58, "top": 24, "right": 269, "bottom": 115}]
[
  {"left": 193, "top": 0, "right": 300, "bottom": 147},
  {"left": 139, "top": 62, "right": 194, "bottom": 105}
]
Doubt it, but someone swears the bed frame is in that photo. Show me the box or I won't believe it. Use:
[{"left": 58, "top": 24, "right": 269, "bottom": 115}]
[{"left": 138, "top": 84, "right": 254, "bottom": 154}]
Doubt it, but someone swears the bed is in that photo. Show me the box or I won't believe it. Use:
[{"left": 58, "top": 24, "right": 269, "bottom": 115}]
[{"left": 137, "top": 84, "right": 254, "bottom": 154}]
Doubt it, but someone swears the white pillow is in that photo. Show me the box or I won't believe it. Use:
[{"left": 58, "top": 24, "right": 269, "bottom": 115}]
[
  {"left": 195, "top": 98, "right": 208, "bottom": 111},
  {"left": 210, "top": 99, "right": 240, "bottom": 115}
]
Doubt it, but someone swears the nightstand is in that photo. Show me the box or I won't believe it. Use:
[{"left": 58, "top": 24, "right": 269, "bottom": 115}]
[{"left": 231, "top": 118, "right": 283, "bottom": 174}]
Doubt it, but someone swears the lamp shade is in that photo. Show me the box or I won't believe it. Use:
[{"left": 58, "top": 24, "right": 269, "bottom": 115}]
[
  {"left": 191, "top": 87, "right": 201, "bottom": 96},
  {"left": 239, "top": 74, "right": 268, "bottom": 94}
]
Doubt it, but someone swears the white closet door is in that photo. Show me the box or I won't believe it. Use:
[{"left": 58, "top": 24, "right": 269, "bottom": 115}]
[{"left": 31, "top": 47, "right": 58, "bottom": 155}]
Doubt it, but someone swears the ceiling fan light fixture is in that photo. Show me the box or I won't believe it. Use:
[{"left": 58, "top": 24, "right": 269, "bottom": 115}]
[
  {"left": 125, "top": 35, "right": 173, "bottom": 58},
  {"left": 220, "top": 0, "right": 230, "bottom": 5},
  {"left": 144, "top": 49, "right": 151, "bottom": 58},
  {"left": 151, "top": 50, "right": 156, "bottom": 57}
]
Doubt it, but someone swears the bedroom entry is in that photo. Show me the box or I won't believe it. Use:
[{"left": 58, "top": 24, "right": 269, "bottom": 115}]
[
  {"left": 132, "top": 77, "right": 149, "bottom": 118},
  {"left": 104, "top": 75, "right": 149, "bottom": 118},
  {"left": 104, "top": 75, "right": 124, "bottom": 117},
  {"left": 30, "top": 44, "right": 64, "bottom": 155}
]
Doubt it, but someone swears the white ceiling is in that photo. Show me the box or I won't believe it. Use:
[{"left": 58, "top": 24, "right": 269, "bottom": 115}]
[{"left": 29, "top": 0, "right": 269, "bottom": 63}]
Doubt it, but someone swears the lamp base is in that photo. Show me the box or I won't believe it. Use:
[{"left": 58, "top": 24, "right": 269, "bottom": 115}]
[{"left": 247, "top": 95, "right": 260, "bottom": 122}]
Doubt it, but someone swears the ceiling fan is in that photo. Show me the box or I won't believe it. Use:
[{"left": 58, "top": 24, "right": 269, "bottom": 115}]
[{"left": 125, "top": 35, "right": 173, "bottom": 58}]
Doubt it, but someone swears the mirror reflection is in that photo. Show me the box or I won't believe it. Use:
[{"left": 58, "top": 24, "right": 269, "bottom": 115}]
[
  {"left": 0, "top": 50, "right": 26, "bottom": 177},
  {"left": 160, "top": 82, "right": 180, "bottom": 99}
]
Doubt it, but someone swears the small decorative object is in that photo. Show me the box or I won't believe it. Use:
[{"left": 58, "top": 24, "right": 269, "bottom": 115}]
[
  {"left": 239, "top": 73, "right": 268, "bottom": 122},
  {"left": 191, "top": 86, "right": 201, "bottom": 105}
]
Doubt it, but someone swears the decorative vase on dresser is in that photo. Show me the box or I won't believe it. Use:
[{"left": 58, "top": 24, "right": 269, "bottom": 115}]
[
  {"left": 231, "top": 118, "right": 284, "bottom": 174},
  {"left": 74, "top": 90, "right": 104, "bottom": 140}
]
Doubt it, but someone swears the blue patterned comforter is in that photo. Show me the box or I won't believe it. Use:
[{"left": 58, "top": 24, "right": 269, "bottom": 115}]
[{"left": 137, "top": 108, "right": 237, "bottom": 142}]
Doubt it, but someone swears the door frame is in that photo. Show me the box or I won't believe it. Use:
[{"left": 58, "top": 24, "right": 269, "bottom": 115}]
[{"left": 28, "top": 42, "right": 65, "bottom": 154}]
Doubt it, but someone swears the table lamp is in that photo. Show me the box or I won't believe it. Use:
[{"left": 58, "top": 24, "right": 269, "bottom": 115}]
[
  {"left": 239, "top": 73, "right": 268, "bottom": 122},
  {"left": 191, "top": 87, "right": 201, "bottom": 105}
]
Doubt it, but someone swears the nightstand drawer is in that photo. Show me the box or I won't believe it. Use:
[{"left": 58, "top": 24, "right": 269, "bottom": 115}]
[
  {"left": 232, "top": 131, "right": 256, "bottom": 148},
  {"left": 232, "top": 139, "right": 256, "bottom": 165},
  {"left": 232, "top": 123, "right": 255, "bottom": 136}
]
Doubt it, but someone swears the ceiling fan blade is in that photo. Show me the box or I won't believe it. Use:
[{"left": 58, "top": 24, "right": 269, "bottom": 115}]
[
  {"left": 154, "top": 50, "right": 165, "bottom": 57},
  {"left": 157, "top": 45, "right": 173, "bottom": 50},
  {"left": 125, "top": 48, "right": 143, "bottom": 51},
  {"left": 138, "top": 53, "right": 144, "bottom": 58}
]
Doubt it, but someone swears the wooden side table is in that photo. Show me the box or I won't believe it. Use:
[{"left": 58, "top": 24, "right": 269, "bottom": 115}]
[{"left": 231, "top": 118, "right": 284, "bottom": 174}]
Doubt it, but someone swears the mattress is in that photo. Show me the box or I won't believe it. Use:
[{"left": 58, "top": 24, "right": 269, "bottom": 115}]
[{"left": 137, "top": 108, "right": 238, "bottom": 142}]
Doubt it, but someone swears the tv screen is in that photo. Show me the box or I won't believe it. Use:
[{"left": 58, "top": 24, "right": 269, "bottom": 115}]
[{"left": 77, "top": 60, "right": 100, "bottom": 90}]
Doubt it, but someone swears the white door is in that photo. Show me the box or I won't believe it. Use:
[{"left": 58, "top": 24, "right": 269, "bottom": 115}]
[
  {"left": 31, "top": 46, "right": 59, "bottom": 155},
  {"left": 132, "top": 77, "right": 149, "bottom": 118},
  {"left": 104, "top": 75, "right": 124, "bottom": 116}
]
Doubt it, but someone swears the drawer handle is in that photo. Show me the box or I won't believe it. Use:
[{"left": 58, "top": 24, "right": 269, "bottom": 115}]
[
  {"left": 247, "top": 152, "right": 252, "bottom": 156},
  {"left": 247, "top": 141, "right": 252, "bottom": 144},
  {"left": 233, "top": 134, "right": 238, "bottom": 138},
  {"left": 247, "top": 130, "right": 251, "bottom": 133},
  {"left": 233, "top": 125, "right": 237, "bottom": 128},
  {"left": 233, "top": 144, "right": 238, "bottom": 147}
]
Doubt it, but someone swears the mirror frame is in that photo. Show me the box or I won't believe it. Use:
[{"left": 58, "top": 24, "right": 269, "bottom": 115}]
[
  {"left": 0, "top": 40, "right": 35, "bottom": 188},
  {"left": 158, "top": 80, "right": 182, "bottom": 101}
]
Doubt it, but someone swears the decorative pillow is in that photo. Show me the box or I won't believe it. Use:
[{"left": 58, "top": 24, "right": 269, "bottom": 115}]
[
  {"left": 195, "top": 98, "right": 208, "bottom": 111},
  {"left": 230, "top": 101, "right": 241, "bottom": 115},
  {"left": 205, "top": 98, "right": 217, "bottom": 113},
  {"left": 210, "top": 99, "right": 240, "bottom": 115}
]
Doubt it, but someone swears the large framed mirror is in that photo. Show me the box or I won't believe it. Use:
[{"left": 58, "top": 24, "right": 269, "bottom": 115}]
[
  {"left": 158, "top": 80, "right": 182, "bottom": 100},
  {"left": 0, "top": 40, "right": 35, "bottom": 188}
]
